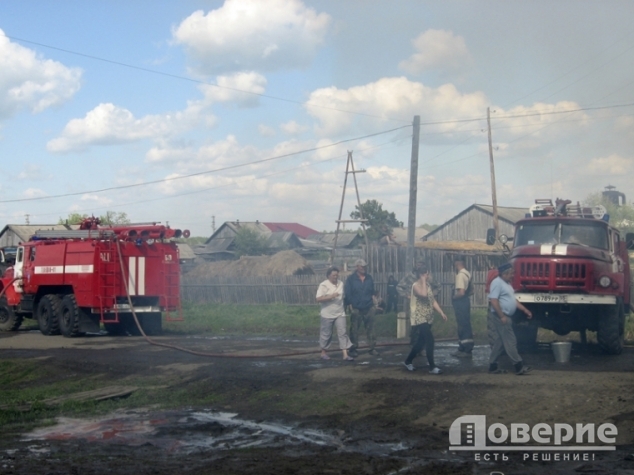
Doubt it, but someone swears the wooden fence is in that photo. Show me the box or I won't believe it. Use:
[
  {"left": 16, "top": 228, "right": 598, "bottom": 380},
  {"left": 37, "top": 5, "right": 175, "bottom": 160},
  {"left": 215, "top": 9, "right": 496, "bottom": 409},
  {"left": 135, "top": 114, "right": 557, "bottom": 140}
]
[{"left": 182, "top": 269, "right": 496, "bottom": 308}]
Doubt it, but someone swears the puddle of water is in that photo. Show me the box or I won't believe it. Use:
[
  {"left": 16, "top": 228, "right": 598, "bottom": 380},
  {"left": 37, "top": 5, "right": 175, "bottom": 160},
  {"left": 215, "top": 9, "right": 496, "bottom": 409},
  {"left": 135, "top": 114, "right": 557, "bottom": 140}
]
[{"left": 23, "top": 410, "right": 408, "bottom": 456}]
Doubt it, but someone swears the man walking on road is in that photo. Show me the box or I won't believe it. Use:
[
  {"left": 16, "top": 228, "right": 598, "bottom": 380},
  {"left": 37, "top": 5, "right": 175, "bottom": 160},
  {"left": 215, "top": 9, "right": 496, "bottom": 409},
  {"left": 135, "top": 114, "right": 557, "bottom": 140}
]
[
  {"left": 488, "top": 263, "right": 533, "bottom": 375},
  {"left": 452, "top": 256, "right": 474, "bottom": 358},
  {"left": 344, "top": 259, "right": 376, "bottom": 356}
]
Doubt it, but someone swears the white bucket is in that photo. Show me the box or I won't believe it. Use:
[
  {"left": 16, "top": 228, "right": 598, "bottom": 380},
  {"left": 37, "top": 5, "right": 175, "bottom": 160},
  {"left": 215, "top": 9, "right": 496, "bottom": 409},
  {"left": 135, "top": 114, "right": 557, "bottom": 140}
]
[
  {"left": 397, "top": 312, "right": 407, "bottom": 338},
  {"left": 551, "top": 341, "right": 572, "bottom": 363}
]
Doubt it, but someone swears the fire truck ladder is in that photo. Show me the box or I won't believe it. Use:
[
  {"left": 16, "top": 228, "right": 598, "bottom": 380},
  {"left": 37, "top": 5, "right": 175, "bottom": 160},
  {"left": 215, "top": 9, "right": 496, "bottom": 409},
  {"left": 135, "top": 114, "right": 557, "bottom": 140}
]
[
  {"left": 98, "top": 241, "right": 120, "bottom": 323},
  {"left": 162, "top": 247, "right": 183, "bottom": 322}
]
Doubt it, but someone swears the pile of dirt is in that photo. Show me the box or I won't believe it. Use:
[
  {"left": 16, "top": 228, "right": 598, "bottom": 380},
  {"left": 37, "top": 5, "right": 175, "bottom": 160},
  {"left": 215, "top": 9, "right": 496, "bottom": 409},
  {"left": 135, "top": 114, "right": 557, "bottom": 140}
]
[{"left": 188, "top": 250, "right": 314, "bottom": 278}]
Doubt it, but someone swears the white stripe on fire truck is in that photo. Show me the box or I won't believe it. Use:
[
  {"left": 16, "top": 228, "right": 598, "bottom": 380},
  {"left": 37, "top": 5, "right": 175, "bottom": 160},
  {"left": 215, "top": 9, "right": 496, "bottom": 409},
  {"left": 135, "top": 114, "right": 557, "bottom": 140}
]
[
  {"left": 138, "top": 256, "right": 145, "bottom": 296},
  {"left": 34, "top": 265, "right": 95, "bottom": 274},
  {"left": 128, "top": 256, "right": 136, "bottom": 296}
]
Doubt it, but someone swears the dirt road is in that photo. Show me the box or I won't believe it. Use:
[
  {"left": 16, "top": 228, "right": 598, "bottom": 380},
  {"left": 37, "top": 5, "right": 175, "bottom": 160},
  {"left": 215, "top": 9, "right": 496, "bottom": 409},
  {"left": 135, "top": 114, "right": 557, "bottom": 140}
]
[{"left": 1, "top": 330, "right": 633, "bottom": 474}]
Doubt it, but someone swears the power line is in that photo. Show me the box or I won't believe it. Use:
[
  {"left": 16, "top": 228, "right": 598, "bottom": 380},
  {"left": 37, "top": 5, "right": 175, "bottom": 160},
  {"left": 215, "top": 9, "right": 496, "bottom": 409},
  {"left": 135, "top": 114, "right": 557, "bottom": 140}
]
[
  {"left": 2, "top": 33, "right": 411, "bottom": 124},
  {"left": 0, "top": 125, "right": 411, "bottom": 204},
  {"left": 19, "top": 135, "right": 411, "bottom": 220}
]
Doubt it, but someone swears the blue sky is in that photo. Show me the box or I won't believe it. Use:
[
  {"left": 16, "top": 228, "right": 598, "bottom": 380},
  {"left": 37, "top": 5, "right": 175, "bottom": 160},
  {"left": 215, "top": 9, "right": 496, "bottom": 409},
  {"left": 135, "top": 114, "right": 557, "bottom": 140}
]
[{"left": 1, "top": 0, "right": 634, "bottom": 237}]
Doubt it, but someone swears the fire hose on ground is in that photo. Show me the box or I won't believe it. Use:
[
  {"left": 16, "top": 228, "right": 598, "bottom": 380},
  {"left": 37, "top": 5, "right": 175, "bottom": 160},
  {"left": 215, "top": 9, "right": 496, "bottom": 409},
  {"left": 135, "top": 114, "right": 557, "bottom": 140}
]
[{"left": 114, "top": 240, "right": 454, "bottom": 358}]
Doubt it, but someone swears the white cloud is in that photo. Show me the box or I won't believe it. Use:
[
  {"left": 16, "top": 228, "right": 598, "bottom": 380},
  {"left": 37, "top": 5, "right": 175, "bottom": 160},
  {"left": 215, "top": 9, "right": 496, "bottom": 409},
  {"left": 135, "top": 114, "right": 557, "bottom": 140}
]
[
  {"left": 280, "top": 120, "right": 309, "bottom": 135},
  {"left": 80, "top": 193, "right": 113, "bottom": 206},
  {"left": 258, "top": 124, "right": 276, "bottom": 136},
  {"left": 23, "top": 188, "right": 47, "bottom": 198},
  {"left": 16, "top": 164, "right": 47, "bottom": 181},
  {"left": 0, "top": 29, "right": 82, "bottom": 121},
  {"left": 399, "top": 29, "right": 471, "bottom": 75},
  {"left": 307, "top": 77, "right": 488, "bottom": 138},
  {"left": 47, "top": 101, "right": 213, "bottom": 153},
  {"left": 199, "top": 71, "right": 267, "bottom": 107},
  {"left": 172, "top": 0, "right": 331, "bottom": 75},
  {"left": 582, "top": 154, "right": 633, "bottom": 176}
]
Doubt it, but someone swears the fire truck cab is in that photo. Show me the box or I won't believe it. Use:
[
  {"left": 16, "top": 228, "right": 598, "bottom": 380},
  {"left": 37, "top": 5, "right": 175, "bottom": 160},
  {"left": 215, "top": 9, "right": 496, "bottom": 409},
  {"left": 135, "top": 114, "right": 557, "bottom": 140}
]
[{"left": 496, "top": 199, "right": 629, "bottom": 354}]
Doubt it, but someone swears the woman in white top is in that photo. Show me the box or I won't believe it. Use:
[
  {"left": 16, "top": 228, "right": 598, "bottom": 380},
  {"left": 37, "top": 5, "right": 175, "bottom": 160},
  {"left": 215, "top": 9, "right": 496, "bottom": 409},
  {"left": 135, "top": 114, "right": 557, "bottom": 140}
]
[{"left": 316, "top": 267, "right": 354, "bottom": 361}]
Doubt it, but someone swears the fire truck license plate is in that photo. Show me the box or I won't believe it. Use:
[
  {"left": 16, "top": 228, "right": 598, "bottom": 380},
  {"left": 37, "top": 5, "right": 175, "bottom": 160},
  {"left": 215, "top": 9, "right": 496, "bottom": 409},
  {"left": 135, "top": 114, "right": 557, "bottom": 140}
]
[{"left": 533, "top": 294, "right": 568, "bottom": 303}]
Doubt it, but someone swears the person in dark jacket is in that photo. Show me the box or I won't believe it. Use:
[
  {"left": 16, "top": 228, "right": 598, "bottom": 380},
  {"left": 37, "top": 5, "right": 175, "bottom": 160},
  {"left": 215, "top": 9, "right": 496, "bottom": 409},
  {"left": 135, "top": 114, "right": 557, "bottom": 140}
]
[
  {"left": 386, "top": 275, "right": 398, "bottom": 313},
  {"left": 344, "top": 259, "right": 376, "bottom": 356}
]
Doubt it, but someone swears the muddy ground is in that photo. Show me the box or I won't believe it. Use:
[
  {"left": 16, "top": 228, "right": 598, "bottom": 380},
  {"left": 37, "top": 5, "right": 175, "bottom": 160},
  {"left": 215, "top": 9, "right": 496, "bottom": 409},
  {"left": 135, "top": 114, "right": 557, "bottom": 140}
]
[{"left": 0, "top": 330, "right": 633, "bottom": 475}]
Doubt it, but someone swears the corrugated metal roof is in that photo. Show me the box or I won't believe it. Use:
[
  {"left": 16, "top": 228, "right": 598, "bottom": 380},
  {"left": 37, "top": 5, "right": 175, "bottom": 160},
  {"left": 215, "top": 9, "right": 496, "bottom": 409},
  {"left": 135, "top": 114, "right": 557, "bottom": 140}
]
[
  {"left": 262, "top": 222, "right": 319, "bottom": 239},
  {"left": 305, "top": 232, "right": 361, "bottom": 247},
  {"left": 473, "top": 204, "right": 528, "bottom": 224},
  {"left": 0, "top": 224, "right": 70, "bottom": 242},
  {"left": 176, "top": 243, "right": 196, "bottom": 260},
  {"left": 424, "top": 204, "right": 527, "bottom": 240}
]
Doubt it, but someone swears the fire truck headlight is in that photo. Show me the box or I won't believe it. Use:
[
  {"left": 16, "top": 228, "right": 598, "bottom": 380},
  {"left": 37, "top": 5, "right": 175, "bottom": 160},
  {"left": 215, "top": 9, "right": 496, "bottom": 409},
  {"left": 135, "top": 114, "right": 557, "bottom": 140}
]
[
  {"left": 147, "top": 239, "right": 155, "bottom": 245},
  {"left": 599, "top": 276, "right": 611, "bottom": 288}
]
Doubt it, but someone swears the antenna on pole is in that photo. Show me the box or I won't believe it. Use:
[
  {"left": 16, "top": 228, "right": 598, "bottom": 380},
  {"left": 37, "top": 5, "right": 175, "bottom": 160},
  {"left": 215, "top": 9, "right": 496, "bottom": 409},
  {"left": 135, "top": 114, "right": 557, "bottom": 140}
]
[{"left": 331, "top": 151, "right": 369, "bottom": 264}]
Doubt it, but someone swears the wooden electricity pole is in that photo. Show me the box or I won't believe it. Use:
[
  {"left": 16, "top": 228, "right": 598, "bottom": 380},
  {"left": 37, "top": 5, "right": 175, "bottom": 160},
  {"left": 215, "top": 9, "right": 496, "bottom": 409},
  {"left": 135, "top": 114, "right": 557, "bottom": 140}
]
[
  {"left": 406, "top": 115, "right": 420, "bottom": 270},
  {"left": 487, "top": 107, "right": 499, "bottom": 239},
  {"left": 331, "top": 151, "right": 369, "bottom": 263}
]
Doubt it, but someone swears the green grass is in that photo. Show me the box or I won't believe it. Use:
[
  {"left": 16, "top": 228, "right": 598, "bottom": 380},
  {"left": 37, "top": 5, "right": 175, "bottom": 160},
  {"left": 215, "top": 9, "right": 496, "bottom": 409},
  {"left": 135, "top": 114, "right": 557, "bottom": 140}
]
[
  {"left": 167, "top": 302, "right": 489, "bottom": 340},
  {"left": 169, "top": 302, "right": 634, "bottom": 344}
]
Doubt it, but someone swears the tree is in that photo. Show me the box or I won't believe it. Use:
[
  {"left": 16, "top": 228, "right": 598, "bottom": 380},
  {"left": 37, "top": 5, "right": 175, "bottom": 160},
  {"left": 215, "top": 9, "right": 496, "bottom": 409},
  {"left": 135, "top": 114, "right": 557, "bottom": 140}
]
[
  {"left": 350, "top": 199, "right": 403, "bottom": 242},
  {"left": 585, "top": 192, "right": 634, "bottom": 235},
  {"left": 58, "top": 211, "right": 130, "bottom": 226},
  {"left": 233, "top": 228, "right": 269, "bottom": 257},
  {"left": 100, "top": 211, "right": 130, "bottom": 225}
]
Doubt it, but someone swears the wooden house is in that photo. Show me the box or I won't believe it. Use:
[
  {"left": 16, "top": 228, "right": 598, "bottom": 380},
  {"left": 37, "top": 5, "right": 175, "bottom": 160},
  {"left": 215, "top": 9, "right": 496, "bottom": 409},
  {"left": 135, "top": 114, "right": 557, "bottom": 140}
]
[{"left": 423, "top": 204, "right": 527, "bottom": 242}]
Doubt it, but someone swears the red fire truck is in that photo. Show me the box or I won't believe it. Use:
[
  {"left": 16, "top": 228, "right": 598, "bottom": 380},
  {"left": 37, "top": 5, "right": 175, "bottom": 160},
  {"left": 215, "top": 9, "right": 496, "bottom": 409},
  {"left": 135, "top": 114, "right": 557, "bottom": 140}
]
[
  {"left": 493, "top": 199, "right": 629, "bottom": 354},
  {"left": 0, "top": 218, "right": 189, "bottom": 337}
]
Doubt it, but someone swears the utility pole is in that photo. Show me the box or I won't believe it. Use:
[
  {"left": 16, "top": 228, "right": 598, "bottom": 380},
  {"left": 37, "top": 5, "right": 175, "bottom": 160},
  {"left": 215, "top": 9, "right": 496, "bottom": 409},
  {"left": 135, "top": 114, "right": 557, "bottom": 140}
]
[
  {"left": 212, "top": 215, "right": 216, "bottom": 233},
  {"left": 487, "top": 107, "right": 499, "bottom": 239},
  {"left": 331, "top": 151, "right": 369, "bottom": 263},
  {"left": 406, "top": 116, "right": 420, "bottom": 269},
  {"left": 25, "top": 214, "right": 30, "bottom": 225}
]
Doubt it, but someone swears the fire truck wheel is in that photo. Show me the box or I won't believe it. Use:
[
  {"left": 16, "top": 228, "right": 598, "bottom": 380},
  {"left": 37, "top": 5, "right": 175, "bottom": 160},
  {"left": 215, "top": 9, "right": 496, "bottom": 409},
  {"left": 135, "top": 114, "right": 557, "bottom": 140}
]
[
  {"left": 597, "top": 299, "right": 625, "bottom": 355},
  {"left": 37, "top": 294, "right": 62, "bottom": 336},
  {"left": 59, "top": 295, "right": 84, "bottom": 338},
  {"left": 0, "top": 297, "right": 23, "bottom": 332}
]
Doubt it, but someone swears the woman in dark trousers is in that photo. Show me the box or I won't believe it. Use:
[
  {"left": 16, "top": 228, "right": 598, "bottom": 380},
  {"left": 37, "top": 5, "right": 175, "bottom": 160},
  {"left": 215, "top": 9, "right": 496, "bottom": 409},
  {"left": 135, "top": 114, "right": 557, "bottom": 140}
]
[{"left": 402, "top": 265, "right": 448, "bottom": 374}]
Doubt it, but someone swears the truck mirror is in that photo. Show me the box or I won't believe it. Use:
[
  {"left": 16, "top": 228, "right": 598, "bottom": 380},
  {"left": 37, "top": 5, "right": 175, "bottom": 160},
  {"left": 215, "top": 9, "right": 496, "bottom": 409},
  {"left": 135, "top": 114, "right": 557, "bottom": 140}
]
[
  {"left": 626, "top": 233, "right": 634, "bottom": 250},
  {"left": 486, "top": 228, "right": 496, "bottom": 245}
]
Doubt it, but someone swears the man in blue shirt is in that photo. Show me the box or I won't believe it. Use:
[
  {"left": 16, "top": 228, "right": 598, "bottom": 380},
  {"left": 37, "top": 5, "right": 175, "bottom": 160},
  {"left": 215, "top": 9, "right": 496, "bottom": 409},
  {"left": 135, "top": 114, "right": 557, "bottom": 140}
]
[
  {"left": 344, "top": 259, "right": 376, "bottom": 356},
  {"left": 488, "top": 263, "right": 533, "bottom": 375}
]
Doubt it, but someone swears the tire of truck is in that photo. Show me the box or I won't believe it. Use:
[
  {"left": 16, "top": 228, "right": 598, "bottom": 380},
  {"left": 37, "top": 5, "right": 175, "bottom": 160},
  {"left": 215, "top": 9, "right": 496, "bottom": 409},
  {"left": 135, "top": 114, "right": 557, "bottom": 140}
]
[
  {"left": 139, "top": 312, "right": 163, "bottom": 336},
  {"left": 37, "top": 294, "right": 62, "bottom": 336},
  {"left": 0, "top": 296, "right": 23, "bottom": 332},
  {"left": 59, "top": 294, "right": 85, "bottom": 338},
  {"left": 597, "top": 298, "right": 625, "bottom": 355}
]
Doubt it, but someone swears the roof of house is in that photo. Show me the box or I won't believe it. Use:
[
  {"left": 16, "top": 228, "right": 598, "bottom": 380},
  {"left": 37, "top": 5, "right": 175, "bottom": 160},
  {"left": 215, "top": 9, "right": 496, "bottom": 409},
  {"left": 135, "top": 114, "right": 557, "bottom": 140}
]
[
  {"left": 305, "top": 232, "right": 361, "bottom": 247},
  {"left": 0, "top": 224, "right": 71, "bottom": 243},
  {"left": 176, "top": 243, "right": 196, "bottom": 260},
  {"left": 262, "top": 222, "right": 319, "bottom": 239},
  {"left": 390, "top": 227, "right": 429, "bottom": 243}
]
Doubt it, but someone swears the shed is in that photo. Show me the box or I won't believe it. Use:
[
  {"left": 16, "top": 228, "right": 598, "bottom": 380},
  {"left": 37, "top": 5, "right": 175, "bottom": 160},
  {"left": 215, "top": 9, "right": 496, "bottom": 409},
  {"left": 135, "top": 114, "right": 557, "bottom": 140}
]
[
  {"left": 423, "top": 204, "right": 527, "bottom": 242},
  {"left": 0, "top": 224, "right": 71, "bottom": 247}
]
